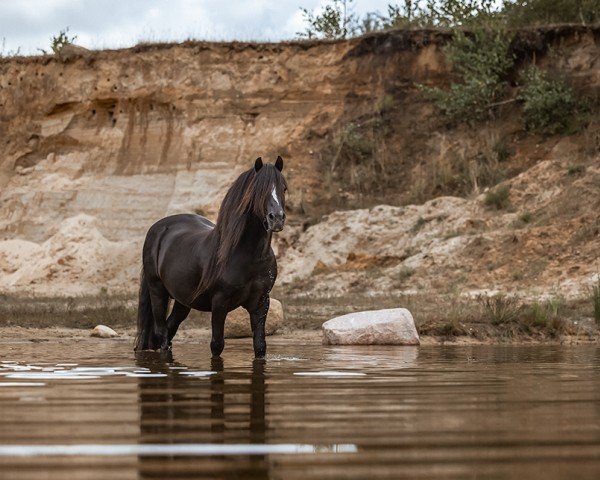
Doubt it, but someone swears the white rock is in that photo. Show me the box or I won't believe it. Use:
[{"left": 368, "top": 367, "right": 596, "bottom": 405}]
[
  {"left": 224, "top": 299, "right": 284, "bottom": 338},
  {"left": 322, "top": 308, "right": 419, "bottom": 345},
  {"left": 91, "top": 325, "right": 118, "bottom": 338}
]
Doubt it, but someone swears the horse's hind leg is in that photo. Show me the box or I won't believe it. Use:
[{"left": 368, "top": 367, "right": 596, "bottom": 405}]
[
  {"left": 166, "top": 301, "right": 191, "bottom": 347},
  {"left": 148, "top": 281, "right": 170, "bottom": 351}
]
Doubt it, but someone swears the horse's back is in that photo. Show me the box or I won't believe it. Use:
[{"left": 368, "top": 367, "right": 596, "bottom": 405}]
[
  {"left": 148, "top": 213, "right": 215, "bottom": 234},
  {"left": 142, "top": 214, "right": 214, "bottom": 281}
]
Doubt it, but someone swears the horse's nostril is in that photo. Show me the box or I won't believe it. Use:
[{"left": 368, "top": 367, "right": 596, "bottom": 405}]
[{"left": 268, "top": 213, "right": 275, "bottom": 220}]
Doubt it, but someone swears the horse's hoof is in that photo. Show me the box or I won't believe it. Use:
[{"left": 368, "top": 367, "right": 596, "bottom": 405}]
[
  {"left": 253, "top": 343, "right": 266, "bottom": 359},
  {"left": 210, "top": 340, "right": 224, "bottom": 357}
]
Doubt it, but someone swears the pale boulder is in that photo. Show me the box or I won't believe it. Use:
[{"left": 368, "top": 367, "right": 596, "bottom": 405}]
[
  {"left": 322, "top": 308, "right": 419, "bottom": 345},
  {"left": 91, "top": 325, "right": 118, "bottom": 338},
  {"left": 224, "top": 298, "right": 284, "bottom": 338}
]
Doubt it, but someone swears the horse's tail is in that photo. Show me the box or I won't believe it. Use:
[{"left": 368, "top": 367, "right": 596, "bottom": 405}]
[{"left": 134, "top": 269, "right": 158, "bottom": 351}]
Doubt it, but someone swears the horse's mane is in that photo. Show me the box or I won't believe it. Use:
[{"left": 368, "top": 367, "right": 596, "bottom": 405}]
[{"left": 192, "top": 163, "right": 287, "bottom": 300}]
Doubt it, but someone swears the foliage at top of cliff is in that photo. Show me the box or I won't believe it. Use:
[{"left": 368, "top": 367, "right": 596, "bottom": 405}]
[{"left": 297, "top": 0, "right": 600, "bottom": 40}]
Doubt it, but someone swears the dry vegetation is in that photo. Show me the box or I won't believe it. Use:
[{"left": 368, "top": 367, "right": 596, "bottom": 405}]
[
  {"left": 0, "top": 293, "right": 136, "bottom": 329},
  {"left": 279, "top": 290, "right": 598, "bottom": 342}
]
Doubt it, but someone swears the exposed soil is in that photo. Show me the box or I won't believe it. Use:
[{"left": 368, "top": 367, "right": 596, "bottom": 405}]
[{"left": 0, "top": 26, "right": 598, "bottom": 343}]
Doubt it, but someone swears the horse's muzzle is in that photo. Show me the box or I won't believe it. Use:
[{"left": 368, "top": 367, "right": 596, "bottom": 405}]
[{"left": 265, "top": 211, "right": 285, "bottom": 232}]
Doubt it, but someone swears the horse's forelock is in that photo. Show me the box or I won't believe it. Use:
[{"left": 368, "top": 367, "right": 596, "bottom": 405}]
[
  {"left": 244, "top": 165, "right": 286, "bottom": 216},
  {"left": 218, "top": 165, "right": 285, "bottom": 255}
]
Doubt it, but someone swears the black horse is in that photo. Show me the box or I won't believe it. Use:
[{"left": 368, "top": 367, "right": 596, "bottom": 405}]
[{"left": 134, "top": 156, "right": 286, "bottom": 358}]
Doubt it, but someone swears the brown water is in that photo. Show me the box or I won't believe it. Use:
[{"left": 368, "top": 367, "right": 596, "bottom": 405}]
[{"left": 0, "top": 339, "right": 599, "bottom": 479}]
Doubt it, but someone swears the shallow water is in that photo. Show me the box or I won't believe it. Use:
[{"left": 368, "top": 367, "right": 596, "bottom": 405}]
[{"left": 0, "top": 339, "right": 599, "bottom": 479}]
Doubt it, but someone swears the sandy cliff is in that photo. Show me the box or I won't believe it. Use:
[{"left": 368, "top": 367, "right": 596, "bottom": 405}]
[{"left": 0, "top": 27, "right": 598, "bottom": 297}]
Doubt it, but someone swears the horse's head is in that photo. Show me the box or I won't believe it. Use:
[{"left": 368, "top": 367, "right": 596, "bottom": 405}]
[{"left": 253, "top": 156, "right": 286, "bottom": 233}]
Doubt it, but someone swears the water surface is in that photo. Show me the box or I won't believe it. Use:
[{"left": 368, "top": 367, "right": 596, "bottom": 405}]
[{"left": 0, "top": 339, "right": 599, "bottom": 479}]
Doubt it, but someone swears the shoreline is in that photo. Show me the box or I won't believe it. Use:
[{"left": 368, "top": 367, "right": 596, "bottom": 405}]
[
  {"left": 0, "top": 326, "right": 597, "bottom": 347},
  {"left": 0, "top": 291, "right": 598, "bottom": 345}
]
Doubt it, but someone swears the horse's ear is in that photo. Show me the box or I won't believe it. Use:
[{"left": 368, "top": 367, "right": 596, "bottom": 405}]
[
  {"left": 275, "top": 155, "right": 284, "bottom": 172},
  {"left": 254, "top": 157, "right": 263, "bottom": 172}
]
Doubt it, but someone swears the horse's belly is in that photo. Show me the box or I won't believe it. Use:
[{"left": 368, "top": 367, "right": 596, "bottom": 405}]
[{"left": 189, "top": 293, "right": 212, "bottom": 312}]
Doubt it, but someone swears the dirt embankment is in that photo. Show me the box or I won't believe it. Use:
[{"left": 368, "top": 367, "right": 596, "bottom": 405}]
[{"left": 0, "top": 26, "right": 598, "bottom": 325}]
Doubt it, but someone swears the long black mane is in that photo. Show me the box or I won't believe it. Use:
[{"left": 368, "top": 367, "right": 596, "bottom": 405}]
[{"left": 192, "top": 164, "right": 287, "bottom": 299}]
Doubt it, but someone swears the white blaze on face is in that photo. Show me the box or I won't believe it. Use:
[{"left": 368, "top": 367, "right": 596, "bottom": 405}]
[{"left": 271, "top": 186, "right": 280, "bottom": 206}]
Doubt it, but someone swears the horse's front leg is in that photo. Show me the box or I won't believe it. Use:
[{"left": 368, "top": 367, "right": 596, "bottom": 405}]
[
  {"left": 210, "top": 306, "right": 227, "bottom": 358},
  {"left": 249, "top": 296, "right": 269, "bottom": 359}
]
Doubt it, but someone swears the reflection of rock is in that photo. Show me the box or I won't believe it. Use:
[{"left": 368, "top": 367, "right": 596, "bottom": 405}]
[
  {"left": 322, "top": 308, "right": 419, "bottom": 345},
  {"left": 324, "top": 344, "right": 419, "bottom": 369},
  {"left": 224, "top": 299, "right": 284, "bottom": 338},
  {"left": 91, "top": 324, "right": 118, "bottom": 338}
]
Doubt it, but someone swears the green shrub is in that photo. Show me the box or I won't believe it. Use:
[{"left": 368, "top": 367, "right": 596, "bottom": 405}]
[
  {"left": 397, "top": 266, "right": 415, "bottom": 281},
  {"left": 421, "top": 28, "right": 514, "bottom": 123},
  {"left": 327, "top": 121, "right": 382, "bottom": 193},
  {"left": 503, "top": 0, "right": 600, "bottom": 26},
  {"left": 592, "top": 276, "right": 600, "bottom": 324},
  {"left": 513, "top": 211, "right": 533, "bottom": 228},
  {"left": 437, "top": 318, "right": 466, "bottom": 336},
  {"left": 38, "top": 28, "right": 77, "bottom": 55},
  {"left": 297, "top": 0, "right": 357, "bottom": 39},
  {"left": 521, "top": 299, "right": 567, "bottom": 337},
  {"left": 484, "top": 185, "right": 511, "bottom": 210},
  {"left": 411, "top": 216, "right": 427, "bottom": 232},
  {"left": 519, "top": 211, "right": 532, "bottom": 224},
  {"left": 518, "top": 66, "right": 576, "bottom": 135},
  {"left": 567, "top": 164, "right": 585, "bottom": 176},
  {"left": 376, "top": 94, "right": 395, "bottom": 114},
  {"left": 298, "top": 1, "right": 600, "bottom": 40},
  {"left": 492, "top": 137, "right": 513, "bottom": 162},
  {"left": 335, "top": 123, "right": 373, "bottom": 166},
  {"left": 480, "top": 294, "right": 521, "bottom": 325},
  {"left": 379, "top": 0, "right": 500, "bottom": 29}
]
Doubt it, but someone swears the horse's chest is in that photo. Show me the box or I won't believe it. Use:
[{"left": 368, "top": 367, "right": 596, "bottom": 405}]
[
  {"left": 223, "top": 261, "right": 275, "bottom": 301},
  {"left": 232, "top": 271, "right": 273, "bottom": 296}
]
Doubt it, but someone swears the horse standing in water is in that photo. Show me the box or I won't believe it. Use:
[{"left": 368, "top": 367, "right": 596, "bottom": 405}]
[{"left": 135, "top": 156, "right": 287, "bottom": 358}]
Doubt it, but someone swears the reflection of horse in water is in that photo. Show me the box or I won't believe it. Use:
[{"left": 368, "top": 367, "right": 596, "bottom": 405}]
[
  {"left": 135, "top": 352, "right": 268, "bottom": 479},
  {"left": 135, "top": 157, "right": 287, "bottom": 358}
]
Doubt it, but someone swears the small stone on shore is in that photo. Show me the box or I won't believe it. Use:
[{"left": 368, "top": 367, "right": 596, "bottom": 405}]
[
  {"left": 322, "top": 308, "right": 419, "bottom": 345},
  {"left": 91, "top": 325, "right": 118, "bottom": 338}
]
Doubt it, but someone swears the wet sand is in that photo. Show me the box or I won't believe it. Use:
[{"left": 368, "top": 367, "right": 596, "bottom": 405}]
[{"left": 0, "top": 327, "right": 597, "bottom": 347}]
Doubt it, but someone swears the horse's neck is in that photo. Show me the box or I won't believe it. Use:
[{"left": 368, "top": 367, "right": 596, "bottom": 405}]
[{"left": 235, "top": 215, "right": 272, "bottom": 259}]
